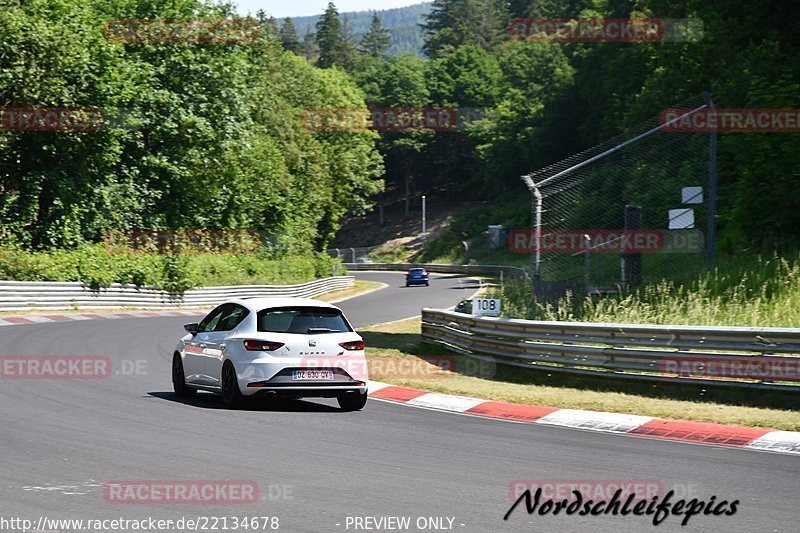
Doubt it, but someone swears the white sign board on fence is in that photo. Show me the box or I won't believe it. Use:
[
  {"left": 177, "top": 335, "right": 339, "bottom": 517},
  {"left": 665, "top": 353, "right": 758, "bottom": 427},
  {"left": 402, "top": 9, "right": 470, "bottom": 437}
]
[
  {"left": 472, "top": 298, "right": 501, "bottom": 317},
  {"left": 668, "top": 208, "right": 695, "bottom": 229},
  {"left": 682, "top": 186, "right": 703, "bottom": 204}
]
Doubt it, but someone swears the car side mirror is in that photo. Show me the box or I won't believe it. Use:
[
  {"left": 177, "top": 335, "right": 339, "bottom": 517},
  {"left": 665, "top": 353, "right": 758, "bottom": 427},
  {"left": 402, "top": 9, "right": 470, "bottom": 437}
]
[{"left": 184, "top": 323, "right": 199, "bottom": 334}]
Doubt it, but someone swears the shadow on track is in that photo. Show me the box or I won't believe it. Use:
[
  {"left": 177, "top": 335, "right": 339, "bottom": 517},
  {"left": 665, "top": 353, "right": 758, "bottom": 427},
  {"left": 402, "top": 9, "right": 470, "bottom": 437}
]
[{"left": 147, "top": 391, "right": 343, "bottom": 413}]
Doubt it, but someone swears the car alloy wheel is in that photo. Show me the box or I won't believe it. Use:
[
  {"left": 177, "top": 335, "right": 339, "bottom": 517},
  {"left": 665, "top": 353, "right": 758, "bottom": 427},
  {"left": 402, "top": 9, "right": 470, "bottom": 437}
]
[
  {"left": 172, "top": 354, "right": 196, "bottom": 397},
  {"left": 221, "top": 361, "right": 244, "bottom": 409}
]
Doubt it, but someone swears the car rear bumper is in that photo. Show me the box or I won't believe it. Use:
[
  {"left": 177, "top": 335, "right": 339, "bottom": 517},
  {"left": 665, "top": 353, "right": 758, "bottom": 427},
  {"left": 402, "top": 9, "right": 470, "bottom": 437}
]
[
  {"left": 239, "top": 366, "right": 367, "bottom": 397},
  {"left": 245, "top": 381, "right": 367, "bottom": 398}
]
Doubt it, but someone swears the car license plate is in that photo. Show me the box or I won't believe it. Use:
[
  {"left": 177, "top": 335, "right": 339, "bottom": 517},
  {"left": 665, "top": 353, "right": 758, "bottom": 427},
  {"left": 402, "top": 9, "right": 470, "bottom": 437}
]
[{"left": 292, "top": 370, "right": 334, "bottom": 381}]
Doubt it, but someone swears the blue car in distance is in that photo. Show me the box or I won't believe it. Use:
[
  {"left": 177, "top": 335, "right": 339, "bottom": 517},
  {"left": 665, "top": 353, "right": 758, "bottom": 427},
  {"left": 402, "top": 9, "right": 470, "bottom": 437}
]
[{"left": 405, "top": 267, "right": 430, "bottom": 287}]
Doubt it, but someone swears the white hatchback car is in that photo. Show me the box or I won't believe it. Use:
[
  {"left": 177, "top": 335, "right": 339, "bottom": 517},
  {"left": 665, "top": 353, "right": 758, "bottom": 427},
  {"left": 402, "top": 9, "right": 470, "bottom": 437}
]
[{"left": 172, "top": 298, "right": 368, "bottom": 410}]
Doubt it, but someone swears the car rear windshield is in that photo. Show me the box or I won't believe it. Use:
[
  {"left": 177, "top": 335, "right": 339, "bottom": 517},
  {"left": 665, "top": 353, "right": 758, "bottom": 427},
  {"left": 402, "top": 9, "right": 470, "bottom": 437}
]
[
  {"left": 409, "top": 268, "right": 425, "bottom": 274},
  {"left": 256, "top": 306, "right": 352, "bottom": 334}
]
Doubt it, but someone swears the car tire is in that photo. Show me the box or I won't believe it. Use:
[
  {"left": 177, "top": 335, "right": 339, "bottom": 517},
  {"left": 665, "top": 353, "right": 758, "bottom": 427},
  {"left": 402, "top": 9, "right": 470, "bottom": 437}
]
[
  {"left": 338, "top": 390, "right": 368, "bottom": 411},
  {"left": 172, "top": 353, "right": 196, "bottom": 397},
  {"left": 425, "top": 282, "right": 429, "bottom": 286},
  {"left": 221, "top": 361, "right": 245, "bottom": 409},
  {"left": 405, "top": 283, "right": 410, "bottom": 287}
]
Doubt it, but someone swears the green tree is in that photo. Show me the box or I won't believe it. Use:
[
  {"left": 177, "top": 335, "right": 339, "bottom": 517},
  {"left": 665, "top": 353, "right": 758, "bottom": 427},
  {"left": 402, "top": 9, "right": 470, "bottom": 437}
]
[
  {"left": 422, "top": 0, "right": 508, "bottom": 58},
  {"left": 315, "top": 2, "right": 345, "bottom": 68},
  {"left": 262, "top": 15, "right": 280, "bottom": 39},
  {"left": 302, "top": 28, "right": 318, "bottom": 62},
  {"left": 338, "top": 15, "right": 358, "bottom": 71},
  {"left": 280, "top": 18, "right": 302, "bottom": 54},
  {"left": 367, "top": 54, "right": 431, "bottom": 217},
  {"left": 0, "top": 0, "right": 385, "bottom": 253},
  {"left": 359, "top": 13, "right": 391, "bottom": 59}
]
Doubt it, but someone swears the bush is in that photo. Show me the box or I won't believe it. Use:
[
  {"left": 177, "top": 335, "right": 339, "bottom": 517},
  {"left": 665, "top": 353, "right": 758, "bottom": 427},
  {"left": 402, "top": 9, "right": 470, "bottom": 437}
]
[{"left": 0, "top": 245, "right": 342, "bottom": 293}]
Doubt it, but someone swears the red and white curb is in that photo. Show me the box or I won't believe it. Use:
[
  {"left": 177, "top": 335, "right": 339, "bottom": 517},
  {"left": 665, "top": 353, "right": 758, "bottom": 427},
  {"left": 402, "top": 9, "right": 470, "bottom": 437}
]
[
  {"left": 0, "top": 310, "right": 207, "bottom": 327},
  {"left": 367, "top": 381, "right": 800, "bottom": 455}
]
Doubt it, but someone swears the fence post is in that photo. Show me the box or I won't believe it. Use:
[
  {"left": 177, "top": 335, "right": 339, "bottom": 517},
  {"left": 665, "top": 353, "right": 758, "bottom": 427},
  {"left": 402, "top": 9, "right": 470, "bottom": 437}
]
[
  {"left": 622, "top": 204, "right": 642, "bottom": 286},
  {"left": 522, "top": 176, "right": 543, "bottom": 281},
  {"left": 583, "top": 234, "right": 591, "bottom": 289},
  {"left": 705, "top": 93, "right": 718, "bottom": 270}
]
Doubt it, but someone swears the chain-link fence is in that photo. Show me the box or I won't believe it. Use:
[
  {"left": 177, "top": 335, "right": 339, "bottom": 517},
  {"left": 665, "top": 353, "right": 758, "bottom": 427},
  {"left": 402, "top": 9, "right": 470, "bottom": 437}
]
[
  {"left": 461, "top": 222, "right": 518, "bottom": 262},
  {"left": 518, "top": 93, "right": 715, "bottom": 293}
]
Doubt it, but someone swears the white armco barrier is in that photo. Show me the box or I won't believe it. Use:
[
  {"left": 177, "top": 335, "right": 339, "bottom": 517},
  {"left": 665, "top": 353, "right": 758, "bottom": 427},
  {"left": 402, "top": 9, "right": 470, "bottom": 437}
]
[
  {"left": 0, "top": 276, "right": 355, "bottom": 311},
  {"left": 421, "top": 308, "right": 800, "bottom": 392}
]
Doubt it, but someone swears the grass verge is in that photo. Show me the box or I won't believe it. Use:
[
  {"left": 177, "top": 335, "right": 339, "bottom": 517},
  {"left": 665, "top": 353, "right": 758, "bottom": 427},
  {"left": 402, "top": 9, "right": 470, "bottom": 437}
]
[{"left": 360, "top": 317, "right": 800, "bottom": 431}]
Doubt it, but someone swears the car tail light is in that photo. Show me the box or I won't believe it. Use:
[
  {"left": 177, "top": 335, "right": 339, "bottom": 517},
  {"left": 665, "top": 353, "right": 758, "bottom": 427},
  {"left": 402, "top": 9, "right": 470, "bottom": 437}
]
[
  {"left": 243, "top": 340, "right": 284, "bottom": 351},
  {"left": 339, "top": 340, "right": 365, "bottom": 351}
]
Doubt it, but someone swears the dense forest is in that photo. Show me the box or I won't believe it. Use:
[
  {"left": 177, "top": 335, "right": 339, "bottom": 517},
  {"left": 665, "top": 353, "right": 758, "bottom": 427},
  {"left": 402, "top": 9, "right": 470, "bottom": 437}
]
[
  {"left": 1, "top": 0, "right": 798, "bottom": 259},
  {"left": 0, "top": 0, "right": 383, "bottom": 253},
  {"left": 289, "top": 0, "right": 799, "bottom": 251}
]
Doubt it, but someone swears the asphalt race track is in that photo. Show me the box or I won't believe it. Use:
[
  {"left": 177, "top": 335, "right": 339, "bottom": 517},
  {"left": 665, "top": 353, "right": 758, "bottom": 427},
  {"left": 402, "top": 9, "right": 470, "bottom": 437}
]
[{"left": 1, "top": 272, "right": 798, "bottom": 533}]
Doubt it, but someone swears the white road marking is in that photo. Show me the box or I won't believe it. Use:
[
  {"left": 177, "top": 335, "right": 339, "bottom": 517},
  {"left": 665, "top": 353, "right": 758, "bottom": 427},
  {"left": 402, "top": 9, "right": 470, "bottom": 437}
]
[
  {"left": 406, "top": 392, "right": 486, "bottom": 413},
  {"left": 535, "top": 409, "right": 654, "bottom": 433},
  {"left": 367, "top": 381, "right": 391, "bottom": 393},
  {"left": 23, "top": 316, "right": 54, "bottom": 323},
  {"left": 746, "top": 431, "right": 800, "bottom": 454}
]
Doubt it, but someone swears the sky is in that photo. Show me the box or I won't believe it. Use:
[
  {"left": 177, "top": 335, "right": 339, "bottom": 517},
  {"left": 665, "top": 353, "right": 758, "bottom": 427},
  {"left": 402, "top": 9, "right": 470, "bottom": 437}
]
[{"left": 230, "top": 0, "right": 424, "bottom": 18}]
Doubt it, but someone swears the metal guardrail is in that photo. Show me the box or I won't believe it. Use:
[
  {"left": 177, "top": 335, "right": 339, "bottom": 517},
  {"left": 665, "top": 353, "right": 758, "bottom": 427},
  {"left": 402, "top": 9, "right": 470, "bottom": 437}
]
[
  {"left": 343, "top": 262, "right": 529, "bottom": 279},
  {"left": 421, "top": 308, "right": 800, "bottom": 392},
  {"left": 0, "top": 277, "right": 355, "bottom": 311}
]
